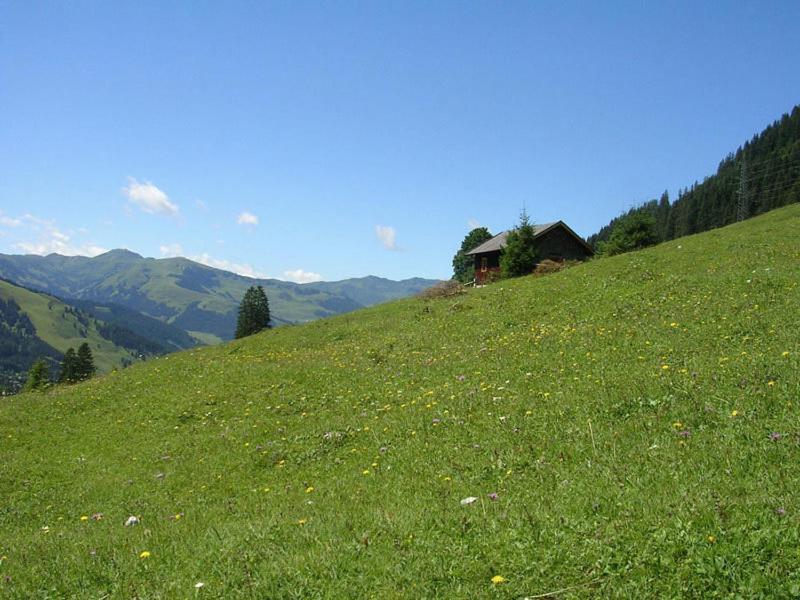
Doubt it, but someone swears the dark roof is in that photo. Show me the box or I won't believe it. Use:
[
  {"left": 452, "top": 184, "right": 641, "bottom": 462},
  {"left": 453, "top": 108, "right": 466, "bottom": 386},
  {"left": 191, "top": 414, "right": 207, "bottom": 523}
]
[{"left": 465, "top": 221, "right": 592, "bottom": 255}]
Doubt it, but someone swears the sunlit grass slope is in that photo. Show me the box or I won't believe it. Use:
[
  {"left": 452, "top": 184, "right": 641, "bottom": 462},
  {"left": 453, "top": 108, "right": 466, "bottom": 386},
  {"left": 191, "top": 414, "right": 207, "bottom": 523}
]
[
  {"left": 0, "top": 280, "right": 137, "bottom": 373},
  {"left": 1, "top": 205, "right": 799, "bottom": 598}
]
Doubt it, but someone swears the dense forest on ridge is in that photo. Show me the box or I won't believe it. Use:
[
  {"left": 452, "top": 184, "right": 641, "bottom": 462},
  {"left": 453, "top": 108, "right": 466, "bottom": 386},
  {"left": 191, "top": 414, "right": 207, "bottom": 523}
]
[{"left": 589, "top": 105, "right": 800, "bottom": 247}]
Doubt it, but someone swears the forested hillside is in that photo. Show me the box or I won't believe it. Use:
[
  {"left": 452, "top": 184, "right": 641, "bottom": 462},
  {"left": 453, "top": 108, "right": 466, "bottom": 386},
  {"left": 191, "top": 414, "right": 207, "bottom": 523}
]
[
  {"left": 589, "top": 105, "right": 800, "bottom": 247},
  {"left": 0, "top": 279, "right": 190, "bottom": 393}
]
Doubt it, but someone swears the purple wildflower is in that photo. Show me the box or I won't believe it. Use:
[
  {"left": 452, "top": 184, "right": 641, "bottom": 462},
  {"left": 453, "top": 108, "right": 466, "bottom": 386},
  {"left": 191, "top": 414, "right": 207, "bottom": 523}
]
[
  {"left": 677, "top": 430, "right": 691, "bottom": 438},
  {"left": 770, "top": 432, "right": 783, "bottom": 441},
  {"left": 456, "top": 375, "right": 466, "bottom": 381},
  {"left": 488, "top": 492, "right": 499, "bottom": 501}
]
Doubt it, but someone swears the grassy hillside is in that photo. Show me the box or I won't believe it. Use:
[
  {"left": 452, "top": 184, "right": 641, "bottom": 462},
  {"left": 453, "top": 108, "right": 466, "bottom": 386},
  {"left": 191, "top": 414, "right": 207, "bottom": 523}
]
[
  {"left": 1, "top": 206, "right": 799, "bottom": 597},
  {"left": 0, "top": 251, "right": 439, "bottom": 341},
  {"left": 0, "top": 280, "right": 140, "bottom": 375}
]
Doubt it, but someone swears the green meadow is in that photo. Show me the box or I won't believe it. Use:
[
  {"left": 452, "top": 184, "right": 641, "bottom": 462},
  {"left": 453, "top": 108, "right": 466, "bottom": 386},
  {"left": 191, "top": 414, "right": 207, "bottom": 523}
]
[{"left": 1, "top": 205, "right": 799, "bottom": 598}]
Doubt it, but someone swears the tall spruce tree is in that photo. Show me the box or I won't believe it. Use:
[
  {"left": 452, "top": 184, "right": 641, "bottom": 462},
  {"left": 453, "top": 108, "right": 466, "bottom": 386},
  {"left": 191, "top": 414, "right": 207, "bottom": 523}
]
[
  {"left": 22, "top": 358, "right": 50, "bottom": 392},
  {"left": 58, "top": 348, "right": 78, "bottom": 383},
  {"left": 76, "top": 343, "right": 96, "bottom": 381},
  {"left": 452, "top": 227, "right": 493, "bottom": 283},
  {"left": 499, "top": 210, "right": 538, "bottom": 278},
  {"left": 235, "top": 285, "right": 271, "bottom": 339}
]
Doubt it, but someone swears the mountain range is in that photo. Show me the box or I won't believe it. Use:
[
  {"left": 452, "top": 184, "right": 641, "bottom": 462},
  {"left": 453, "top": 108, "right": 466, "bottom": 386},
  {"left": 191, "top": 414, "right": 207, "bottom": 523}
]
[
  {"left": 0, "top": 251, "right": 438, "bottom": 390},
  {"left": 0, "top": 250, "right": 439, "bottom": 343}
]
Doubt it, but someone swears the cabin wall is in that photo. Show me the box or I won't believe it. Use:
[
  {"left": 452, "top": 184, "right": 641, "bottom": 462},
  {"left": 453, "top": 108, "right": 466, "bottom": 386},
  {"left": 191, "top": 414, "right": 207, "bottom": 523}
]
[
  {"left": 534, "top": 228, "right": 592, "bottom": 261},
  {"left": 473, "top": 251, "right": 501, "bottom": 284}
]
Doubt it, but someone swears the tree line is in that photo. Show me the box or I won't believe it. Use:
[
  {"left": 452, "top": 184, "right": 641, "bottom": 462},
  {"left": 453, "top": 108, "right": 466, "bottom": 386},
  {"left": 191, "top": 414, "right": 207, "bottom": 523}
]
[
  {"left": 588, "top": 105, "right": 800, "bottom": 250},
  {"left": 23, "top": 342, "right": 96, "bottom": 392}
]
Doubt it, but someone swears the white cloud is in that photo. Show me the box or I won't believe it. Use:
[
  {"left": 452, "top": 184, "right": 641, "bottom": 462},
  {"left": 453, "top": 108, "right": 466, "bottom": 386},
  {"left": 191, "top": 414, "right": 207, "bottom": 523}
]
[
  {"left": 237, "top": 211, "right": 259, "bottom": 226},
  {"left": 159, "top": 243, "right": 184, "bottom": 257},
  {"left": 189, "top": 253, "right": 268, "bottom": 279},
  {"left": 282, "top": 269, "right": 323, "bottom": 283},
  {"left": 0, "top": 210, "right": 21, "bottom": 227},
  {"left": 467, "top": 218, "right": 481, "bottom": 229},
  {"left": 16, "top": 233, "right": 107, "bottom": 257},
  {"left": 122, "top": 177, "right": 179, "bottom": 216},
  {"left": 11, "top": 214, "right": 107, "bottom": 257},
  {"left": 375, "top": 225, "right": 398, "bottom": 251}
]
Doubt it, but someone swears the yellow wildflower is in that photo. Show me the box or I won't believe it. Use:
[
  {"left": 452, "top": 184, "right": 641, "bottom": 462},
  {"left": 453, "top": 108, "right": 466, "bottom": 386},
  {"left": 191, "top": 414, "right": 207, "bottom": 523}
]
[
  {"left": 80, "top": 515, "right": 89, "bottom": 522},
  {"left": 139, "top": 551, "right": 151, "bottom": 559},
  {"left": 305, "top": 486, "right": 314, "bottom": 494},
  {"left": 707, "top": 535, "right": 716, "bottom": 544},
  {"left": 491, "top": 575, "right": 507, "bottom": 584},
  {"left": 731, "top": 410, "right": 739, "bottom": 417}
]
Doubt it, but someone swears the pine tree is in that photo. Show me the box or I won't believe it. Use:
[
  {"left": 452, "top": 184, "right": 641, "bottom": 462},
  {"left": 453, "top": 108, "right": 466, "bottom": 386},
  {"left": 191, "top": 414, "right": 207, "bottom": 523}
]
[
  {"left": 597, "top": 212, "right": 659, "bottom": 256},
  {"left": 500, "top": 210, "right": 538, "bottom": 278},
  {"left": 452, "top": 227, "right": 493, "bottom": 283},
  {"left": 76, "top": 343, "right": 96, "bottom": 381},
  {"left": 235, "top": 285, "right": 271, "bottom": 339},
  {"left": 58, "top": 348, "right": 78, "bottom": 384},
  {"left": 22, "top": 359, "right": 50, "bottom": 392}
]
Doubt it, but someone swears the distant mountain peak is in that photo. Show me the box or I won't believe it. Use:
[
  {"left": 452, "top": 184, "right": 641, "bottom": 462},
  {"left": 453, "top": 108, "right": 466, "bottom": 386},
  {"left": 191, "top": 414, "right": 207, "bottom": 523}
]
[{"left": 98, "top": 249, "right": 143, "bottom": 260}]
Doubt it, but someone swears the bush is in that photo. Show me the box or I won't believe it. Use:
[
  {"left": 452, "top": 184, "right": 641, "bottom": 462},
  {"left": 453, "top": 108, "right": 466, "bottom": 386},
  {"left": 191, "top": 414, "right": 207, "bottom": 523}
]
[{"left": 418, "top": 280, "right": 465, "bottom": 299}]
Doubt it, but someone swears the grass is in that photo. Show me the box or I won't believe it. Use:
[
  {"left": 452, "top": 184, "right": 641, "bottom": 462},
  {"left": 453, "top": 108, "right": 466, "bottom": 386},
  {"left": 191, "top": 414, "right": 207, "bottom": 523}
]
[{"left": 1, "top": 205, "right": 799, "bottom": 597}]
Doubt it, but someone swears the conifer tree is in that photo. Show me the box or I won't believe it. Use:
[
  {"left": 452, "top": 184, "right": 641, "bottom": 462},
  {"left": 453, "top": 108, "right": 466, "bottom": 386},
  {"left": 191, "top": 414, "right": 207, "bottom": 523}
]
[
  {"left": 500, "top": 210, "right": 538, "bottom": 278},
  {"left": 452, "top": 227, "right": 493, "bottom": 283},
  {"left": 58, "top": 348, "right": 78, "bottom": 384},
  {"left": 597, "top": 212, "right": 659, "bottom": 256},
  {"left": 22, "top": 359, "right": 50, "bottom": 392},
  {"left": 235, "top": 285, "right": 271, "bottom": 339},
  {"left": 76, "top": 343, "right": 96, "bottom": 381}
]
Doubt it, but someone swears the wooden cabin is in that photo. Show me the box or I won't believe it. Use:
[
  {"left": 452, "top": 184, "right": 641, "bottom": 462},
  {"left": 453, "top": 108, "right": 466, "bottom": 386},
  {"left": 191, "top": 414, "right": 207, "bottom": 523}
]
[{"left": 465, "top": 221, "right": 593, "bottom": 284}]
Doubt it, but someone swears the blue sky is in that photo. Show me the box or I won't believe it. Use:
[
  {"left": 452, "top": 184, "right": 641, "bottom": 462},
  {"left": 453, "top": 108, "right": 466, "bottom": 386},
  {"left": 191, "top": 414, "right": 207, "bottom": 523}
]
[{"left": 1, "top": 1, "right": 798, "bottom": 282}]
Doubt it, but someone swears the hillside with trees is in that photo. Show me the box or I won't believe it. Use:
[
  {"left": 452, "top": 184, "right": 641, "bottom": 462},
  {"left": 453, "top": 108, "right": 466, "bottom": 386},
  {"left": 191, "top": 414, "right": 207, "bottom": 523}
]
[
  {"left": 0, "top": 279, "right": 175, "bottom": 393},
  {"left": 589, "top": 105, "right": 800, "bottom": 248}
]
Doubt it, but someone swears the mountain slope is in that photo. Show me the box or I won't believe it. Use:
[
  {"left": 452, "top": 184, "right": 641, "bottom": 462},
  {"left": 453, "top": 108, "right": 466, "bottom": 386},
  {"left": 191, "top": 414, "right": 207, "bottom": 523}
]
[
  {"left": 0, "top": 279, "right": 145, "bottom": 386},
  {"left": 1, "top": 206, "right": 798, "bottom": 596},
  {"left": 0, "top": 251, "right": 439, "bottom": 342}
]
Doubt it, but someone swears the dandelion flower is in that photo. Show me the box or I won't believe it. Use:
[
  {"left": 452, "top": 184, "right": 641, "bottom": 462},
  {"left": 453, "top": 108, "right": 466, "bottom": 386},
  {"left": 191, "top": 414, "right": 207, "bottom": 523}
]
[
  {"left": 491, "top": 575, "right": 507, "bottom": 584},
  {"left": 80, "top": 516, "right": 89, "bottom": 522},
  {"left": 707, "top": 535, "right": 716, "bottom": 544},
  {"left": 139, "top": 551, "right": 151, "bottom": 559},
  {"left": 305, "top": 486, "right": 314, "bottom": 493},
  {"left": 297, "top": 519, "right": 307, "bottom": 526},
  {"left": 730, "top": 410, "right": 739, "bottom": 417}
]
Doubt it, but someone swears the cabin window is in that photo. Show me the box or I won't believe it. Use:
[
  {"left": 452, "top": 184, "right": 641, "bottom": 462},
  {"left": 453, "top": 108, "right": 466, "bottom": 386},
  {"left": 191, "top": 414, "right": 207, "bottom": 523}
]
[{"left": 480, "top": 257, "right": 488, "bottom": 272}]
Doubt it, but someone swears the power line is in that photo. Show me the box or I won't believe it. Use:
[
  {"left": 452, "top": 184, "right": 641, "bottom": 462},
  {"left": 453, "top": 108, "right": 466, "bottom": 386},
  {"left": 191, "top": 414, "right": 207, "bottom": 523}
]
[{"left": 737, "top": 157, "right": 749, "bottom": 221}]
